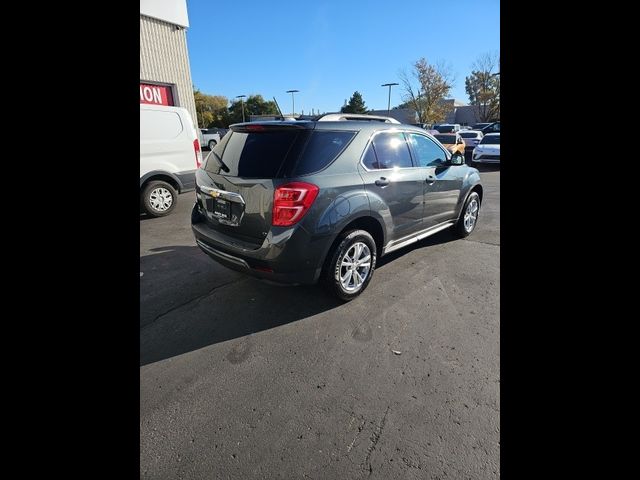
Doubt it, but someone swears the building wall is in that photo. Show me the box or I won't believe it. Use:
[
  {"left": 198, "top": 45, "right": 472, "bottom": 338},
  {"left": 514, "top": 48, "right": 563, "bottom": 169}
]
[{"left": 140, "top": 14, "right": 198, "bottom": 128}]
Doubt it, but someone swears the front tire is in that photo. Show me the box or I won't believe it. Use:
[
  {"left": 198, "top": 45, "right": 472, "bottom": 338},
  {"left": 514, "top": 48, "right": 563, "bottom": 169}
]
[
  {"left": 454, "top": 191, "right": 480, "bottom": 238},
  {"left": 141, "top": 180, "right": 177, "bottom": 217},
  {"left": 323, "top": 230, "right": 377, "bottom": 302},
  {"left": 208, "top": 140, "right": 217, "bottom": 150}
]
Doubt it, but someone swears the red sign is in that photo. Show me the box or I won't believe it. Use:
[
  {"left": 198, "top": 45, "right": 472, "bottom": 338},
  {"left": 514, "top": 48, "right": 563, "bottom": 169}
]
[{"left": 140, "top": 83, "right": 174, "bottom": 106}]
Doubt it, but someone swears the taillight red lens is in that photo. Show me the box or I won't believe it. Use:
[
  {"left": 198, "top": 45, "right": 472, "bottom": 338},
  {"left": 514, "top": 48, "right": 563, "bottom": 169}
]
[
  {"left": 272, "top": 182, "right": 319, "bottom": 227},
  {"left": 194, "top": 139, "right": 203, "bottom": 168}
]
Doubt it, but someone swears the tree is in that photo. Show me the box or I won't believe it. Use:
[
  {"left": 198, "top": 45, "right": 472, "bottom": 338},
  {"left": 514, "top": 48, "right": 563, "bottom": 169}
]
[
  {"left": 465, "top": 53, "right": 500, "bottom": 122},
  {"left": 193, "top": 88, "right": 228, "bottom": 127},
  {"left": 340, "top": 91, "right": 368, "bottom": 113},
  {"left": 227, "top": 94, "right": 279, "bottom": 124},
  {"left": 399, "top": 58, "right": 454, "bottom": 124}
]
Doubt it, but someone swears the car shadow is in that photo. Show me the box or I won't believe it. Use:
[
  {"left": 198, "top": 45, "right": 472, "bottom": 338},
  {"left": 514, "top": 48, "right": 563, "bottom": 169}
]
[
  {"left": 471, "top": 163, "right": 500, "bottom": 172},
  {"left": 139, "top": 228, "right": 458, "bottom": 366}
]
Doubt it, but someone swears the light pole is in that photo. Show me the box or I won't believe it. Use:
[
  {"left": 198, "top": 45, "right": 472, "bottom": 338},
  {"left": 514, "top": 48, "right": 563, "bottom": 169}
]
[
  {"left": 381, "top": 82, "right": 399, "bottom": 116},
  {"left": 286, "top": 89, "right": 299, "bottom": 116},
  {"left": 235, "top": 95, "right": 247, "bottom": 122}
]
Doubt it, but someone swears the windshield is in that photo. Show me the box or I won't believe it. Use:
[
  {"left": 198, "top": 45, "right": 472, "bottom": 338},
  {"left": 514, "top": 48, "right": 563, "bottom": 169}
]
[
  {"left": 479, "top": 135, "right": 500, "bottom": 145},
  {"left": 434, "top": 135, "right": 456, "bottom": 144}
]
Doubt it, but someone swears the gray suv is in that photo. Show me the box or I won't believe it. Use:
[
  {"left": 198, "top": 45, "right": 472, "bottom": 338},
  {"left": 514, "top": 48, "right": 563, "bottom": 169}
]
[{"left": 191, "top": 116, "right": 482, "bottom": 301}]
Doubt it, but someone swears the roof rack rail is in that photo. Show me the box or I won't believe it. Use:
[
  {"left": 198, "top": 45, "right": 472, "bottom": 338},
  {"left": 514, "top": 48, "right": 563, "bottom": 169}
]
[{"left": 316, "top": 113, "right": 401, "bottom": 124}]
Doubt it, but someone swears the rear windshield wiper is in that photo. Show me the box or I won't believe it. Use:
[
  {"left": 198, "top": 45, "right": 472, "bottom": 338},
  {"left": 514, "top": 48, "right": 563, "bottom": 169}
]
[{"left": 209, "top": 150, "right": 229, "bottom": 173}]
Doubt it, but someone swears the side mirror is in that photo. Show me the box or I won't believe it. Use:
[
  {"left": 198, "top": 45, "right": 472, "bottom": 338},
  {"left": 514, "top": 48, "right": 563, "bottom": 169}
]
[{"left": 450, "top": 153, "right": 465, "bottom": 165}]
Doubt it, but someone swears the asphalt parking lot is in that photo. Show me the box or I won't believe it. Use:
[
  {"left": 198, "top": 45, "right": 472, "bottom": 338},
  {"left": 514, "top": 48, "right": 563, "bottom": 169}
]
[{"left": 140, "top": 165, "right": 500, "bottom": 479}]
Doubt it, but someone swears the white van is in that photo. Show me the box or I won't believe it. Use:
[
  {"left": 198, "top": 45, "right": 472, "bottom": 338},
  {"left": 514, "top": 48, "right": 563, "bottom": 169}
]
[{"left": 140, "top": 104, "right": 203, "bottom": 217}]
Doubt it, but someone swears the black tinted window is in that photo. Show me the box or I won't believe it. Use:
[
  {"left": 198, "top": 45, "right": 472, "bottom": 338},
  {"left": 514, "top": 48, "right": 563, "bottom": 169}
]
[
  {"left": 436, "top": 125, "right": 455, "bottom": 133},
  {"left": 460, "top": 132, "right": 479, "bottom": 138},
  {"left": 480, "top": 135, "right": 500, "bottom": 145},
  {"left": 362, "top": 144, "right": 380, "bottom": 170},
  {"left": 434, "top": 135, "right": 456, "bottom": 144},
  {"left": 207, "top": 131, "right": 299, "bottom": 178},
  {"left": 369, "top": 132, "right": 413, "bottom": 169},
  {"left": 205, "top": 129, "right": 355, "bottom": 178},
  {"left": 407, "top": 133, "right": 447, "bottom": 167},
  {"left": 292, "top": 131, "right": 355, "bottom": 175}
]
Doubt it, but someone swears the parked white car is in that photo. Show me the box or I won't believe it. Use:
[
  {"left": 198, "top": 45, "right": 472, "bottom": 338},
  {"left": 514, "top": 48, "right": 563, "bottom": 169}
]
[
  {"left": 199, "top": 129, "right": 222, "bottom": 150},
  {"left": 140, "top": 104, "right": 203, "bottom": 217},
  {"left": 459, "top": 130, "right": 484, "bottom": 154},
  {"left": 471, "top": 133, "right": 500, "bottom": 164},
  {"left": 434, "top": 123, "right": 461, "bottom": 133}
]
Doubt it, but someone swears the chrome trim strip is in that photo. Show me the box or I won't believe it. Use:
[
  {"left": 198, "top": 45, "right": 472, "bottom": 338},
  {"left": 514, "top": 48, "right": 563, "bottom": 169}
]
[
  {"left": 199, "top": 185, "right": 246, "bottom": 204},
  {"left": 196, "top": 240, "right": 250, "bottom": 269},
  {"left": 383, "top": 221, "right": 455, "bottom": 255}
]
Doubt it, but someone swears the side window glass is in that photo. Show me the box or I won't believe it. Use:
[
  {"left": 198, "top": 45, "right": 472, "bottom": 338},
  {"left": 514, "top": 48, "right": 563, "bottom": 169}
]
[
  {"left": 362, "top": 143, "right": 380, "bottom": 170},
  {"left": 407, "top": 133, "right": 447, "bottom": 167},
  {"left": 370, "top": 132, "right": 413, "bottom": 169}
]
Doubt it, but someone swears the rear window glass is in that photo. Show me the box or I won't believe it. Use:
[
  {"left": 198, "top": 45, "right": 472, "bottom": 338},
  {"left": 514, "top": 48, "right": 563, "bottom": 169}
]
[
  {"left": 459, "top": 132, "right": 479, "bottom": 138},
  {"left": 434, "top": 135, "right": 456, "bottom": 144},
  {"left": 480, "top": 135, "right": 500, "bottom": 145},
  {"left": 436, "top": 125, "right": 455, "bottom": 133},
  {"left": 205, "top": 129, "right": 355, "bottom": 178}
]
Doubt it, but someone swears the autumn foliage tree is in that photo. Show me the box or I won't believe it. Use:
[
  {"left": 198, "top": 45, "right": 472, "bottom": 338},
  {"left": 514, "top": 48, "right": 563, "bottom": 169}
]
[
  {"left": 193, "top": 88, "right": 229, "bottom": 128},
  {"left": 465, "top": 53, "right": 500, "bottom": 122},
  {"left": 400, "top": 58, "right": 454, "bottom": 124},
  {"left": 227, "top": 95, "right": 279, "bottom": 124}
]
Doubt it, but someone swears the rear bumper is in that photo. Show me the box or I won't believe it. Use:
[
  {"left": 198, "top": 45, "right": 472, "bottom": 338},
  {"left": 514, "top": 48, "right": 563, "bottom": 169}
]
[{"left": 191, "top": 204, "right": 328, "bottom": 285}]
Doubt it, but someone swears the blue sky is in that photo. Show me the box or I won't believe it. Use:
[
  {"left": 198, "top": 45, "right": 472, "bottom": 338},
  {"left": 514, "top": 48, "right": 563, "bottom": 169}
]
[{"left": 186, "top": 0, "right": 499, "bottom": 114}]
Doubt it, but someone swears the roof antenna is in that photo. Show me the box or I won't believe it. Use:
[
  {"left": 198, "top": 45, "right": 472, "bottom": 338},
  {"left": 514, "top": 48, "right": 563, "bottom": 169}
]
[{"left": 273, "top": 96, "right": 284, "bottom": 120}]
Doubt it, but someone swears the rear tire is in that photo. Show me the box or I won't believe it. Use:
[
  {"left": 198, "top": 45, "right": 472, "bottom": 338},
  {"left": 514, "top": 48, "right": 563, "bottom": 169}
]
[
  {"left": 454, "top": 192, "right": 480, "bottom": 238},
  {"left": 208, "top": 140, "right": 217, "bottom": 150},
  {"left": 141, "top": 180, "right": 177, "bottom": 217},
  {"left": 322, "top": 230, "right": 377, "bottom": 302}
]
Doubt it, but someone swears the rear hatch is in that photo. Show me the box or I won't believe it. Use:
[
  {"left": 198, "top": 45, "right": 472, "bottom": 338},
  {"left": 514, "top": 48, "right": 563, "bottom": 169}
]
[
  {"left": 459, "top": 132, "right": 481, "bottom": 148},
  {"left": 195, "top": 122, "right": 355, "bottom": 247}
]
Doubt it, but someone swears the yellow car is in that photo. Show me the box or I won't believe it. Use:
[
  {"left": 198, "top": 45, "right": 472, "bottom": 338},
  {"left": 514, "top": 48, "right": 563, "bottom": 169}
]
[{"left": 433, "top": 132, "right": 466, "bottom": 155}]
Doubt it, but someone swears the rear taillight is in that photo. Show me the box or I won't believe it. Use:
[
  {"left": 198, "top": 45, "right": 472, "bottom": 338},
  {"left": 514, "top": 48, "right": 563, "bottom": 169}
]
[
  {"left": 272, "top": 182, "right": 319, "bottom": 227},
  {"left": 194, "top": 139, "right": 203, "bottom": 168}
]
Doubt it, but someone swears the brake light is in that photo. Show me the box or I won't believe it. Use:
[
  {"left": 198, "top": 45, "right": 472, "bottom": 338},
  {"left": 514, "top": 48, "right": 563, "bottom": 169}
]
[
  {"left": 194, "top": 139, "right": 203, "bottom": 168},
  {"left": 272, "top": 182, "right": 319, "bottom": 226}
]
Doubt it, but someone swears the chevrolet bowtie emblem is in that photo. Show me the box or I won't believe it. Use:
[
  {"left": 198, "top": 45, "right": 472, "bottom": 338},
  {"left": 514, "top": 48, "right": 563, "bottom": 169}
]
[{"left": 209, "top": 190, "right": 220, "bottom": 198}]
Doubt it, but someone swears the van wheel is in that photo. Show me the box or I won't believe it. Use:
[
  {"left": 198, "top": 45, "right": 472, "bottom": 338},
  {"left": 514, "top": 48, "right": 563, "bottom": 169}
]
[
  {"left": 208, "top": 140, "right": 217, "bottom": 150},
  {"left": 142, "top": 181, "right": 177, "bottom": 217},
  {"left": 323, "top": 230, "right": 377, "bottom": 302}
]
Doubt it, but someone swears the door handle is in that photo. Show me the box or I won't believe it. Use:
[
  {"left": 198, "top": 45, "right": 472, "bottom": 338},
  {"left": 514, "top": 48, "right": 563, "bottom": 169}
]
[
  {"left": 425, "top": 174, "right": 436, "bottom": 184},
  {"left": 375, "top": 177, "right": 390, "bottom": 187}
]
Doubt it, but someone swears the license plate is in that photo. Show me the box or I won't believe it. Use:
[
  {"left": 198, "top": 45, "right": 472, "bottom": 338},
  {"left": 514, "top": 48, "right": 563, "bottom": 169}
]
[{"left": 213, "top": 198, "right": 231, "bottom": 220}]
